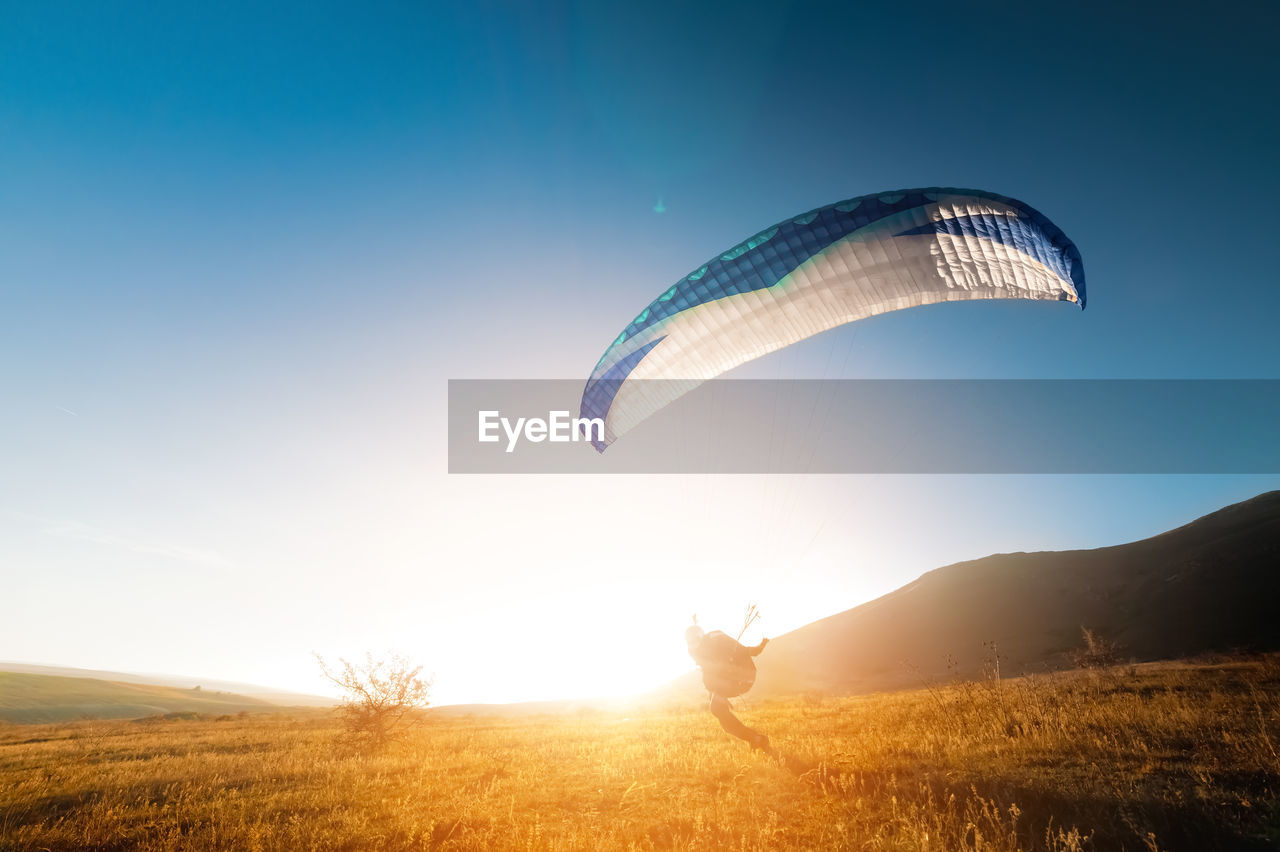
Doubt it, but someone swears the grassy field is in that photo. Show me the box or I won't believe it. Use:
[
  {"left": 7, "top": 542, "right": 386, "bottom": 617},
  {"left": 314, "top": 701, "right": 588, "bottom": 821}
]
[{"left": 2, "top": 657, "right": 1278, "bottom": 851}]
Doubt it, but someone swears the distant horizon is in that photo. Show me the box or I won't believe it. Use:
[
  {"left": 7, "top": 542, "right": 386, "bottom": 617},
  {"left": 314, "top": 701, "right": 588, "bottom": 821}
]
[{"left": 6, "top": 485, "right": 1275, "bottom": 705}]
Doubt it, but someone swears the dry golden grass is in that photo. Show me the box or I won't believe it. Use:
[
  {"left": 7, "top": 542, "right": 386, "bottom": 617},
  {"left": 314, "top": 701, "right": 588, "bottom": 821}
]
[{"left": 2, "top": 657, "right": 1278, "bottom": 851}]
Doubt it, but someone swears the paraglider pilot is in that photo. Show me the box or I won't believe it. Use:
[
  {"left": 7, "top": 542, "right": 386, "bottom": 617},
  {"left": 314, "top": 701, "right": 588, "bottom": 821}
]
[{"left": 685, "top": 622, "right": 775, "bottom": 756}]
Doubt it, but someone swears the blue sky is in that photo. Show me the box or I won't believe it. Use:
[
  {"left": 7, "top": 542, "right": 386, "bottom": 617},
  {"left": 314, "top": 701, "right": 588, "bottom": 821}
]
[{"left": 2, "top": 1, "right": 1278, "bottom": 703}]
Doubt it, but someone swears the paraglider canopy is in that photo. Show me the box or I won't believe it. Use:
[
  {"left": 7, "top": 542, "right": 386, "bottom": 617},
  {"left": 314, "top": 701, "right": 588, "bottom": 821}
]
[{"left": 581, "top": 187, "right": 1084, "bottom": 451}]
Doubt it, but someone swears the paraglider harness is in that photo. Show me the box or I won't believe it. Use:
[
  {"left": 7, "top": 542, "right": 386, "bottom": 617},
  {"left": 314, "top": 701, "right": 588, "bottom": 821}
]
[{"left": 690, "top": 630, "right": 759, "bottom": 698}]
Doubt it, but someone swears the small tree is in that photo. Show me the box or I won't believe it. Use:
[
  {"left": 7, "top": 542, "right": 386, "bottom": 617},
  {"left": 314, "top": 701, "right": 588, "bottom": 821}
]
[
  {"left": 315, "top": 651, "right": 432, "bottom": 748},
  {"left": 1071, "top": 626, "right": 1122, "bottom": 670}
]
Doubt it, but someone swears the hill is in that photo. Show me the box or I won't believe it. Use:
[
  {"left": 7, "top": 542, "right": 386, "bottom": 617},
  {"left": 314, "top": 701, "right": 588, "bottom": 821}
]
[
  {"left": 742, "top": 490, "right": 1280, "bottom": 696},
  {"left": 0, "top": 661, "right": 333, "bottom": 707},
  {"left": 0, "top": 672, "right": 280, "bottom": 724}
]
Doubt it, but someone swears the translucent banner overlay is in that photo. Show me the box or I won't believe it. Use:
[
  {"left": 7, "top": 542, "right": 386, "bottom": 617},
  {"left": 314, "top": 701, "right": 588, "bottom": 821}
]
[{"left": 448, "top": 380, "right": 1280, "bottom": 474}]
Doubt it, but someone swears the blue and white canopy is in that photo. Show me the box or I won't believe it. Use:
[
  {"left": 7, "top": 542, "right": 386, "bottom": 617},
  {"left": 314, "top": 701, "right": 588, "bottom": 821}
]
[{"left": 581, "top": 188, "right": 1085, "bottom": 451}]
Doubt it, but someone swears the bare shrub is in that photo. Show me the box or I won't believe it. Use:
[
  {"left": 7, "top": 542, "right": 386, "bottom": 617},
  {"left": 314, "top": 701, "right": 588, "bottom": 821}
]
[
  {"left": 1071, "top": 626, "right": 1122, "bottom": 670},
  {"left": 315, "top": 652, "right": 432, "bottom": 749}
]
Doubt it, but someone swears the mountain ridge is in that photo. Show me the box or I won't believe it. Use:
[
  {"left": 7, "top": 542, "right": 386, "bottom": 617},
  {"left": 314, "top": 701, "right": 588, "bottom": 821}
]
[{"left": 742, "top": 490, "right": 1280, "bottom": 697}]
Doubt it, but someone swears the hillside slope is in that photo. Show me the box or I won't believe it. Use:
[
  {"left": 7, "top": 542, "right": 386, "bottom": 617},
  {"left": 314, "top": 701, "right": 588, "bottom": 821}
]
[
  {"left": 0, "top": 662, "right": 332, "bottom": 707},
  {"left": 746, "top": 491, "right": 1280, "bottom": 696},
  {"left": 0, "top": 672, "right": 276, "bottom": 724}
]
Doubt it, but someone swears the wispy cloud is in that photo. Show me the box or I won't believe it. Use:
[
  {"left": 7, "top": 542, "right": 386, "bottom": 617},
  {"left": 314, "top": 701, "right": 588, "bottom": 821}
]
[{"left": 1, "top": 510, "right": 233, "bottom": 570}]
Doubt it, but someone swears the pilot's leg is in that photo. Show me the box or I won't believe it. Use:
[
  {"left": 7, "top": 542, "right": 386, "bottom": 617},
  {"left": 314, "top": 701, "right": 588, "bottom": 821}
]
[{"left": 708, "top": 693, "right": 774, "bottom": 754}]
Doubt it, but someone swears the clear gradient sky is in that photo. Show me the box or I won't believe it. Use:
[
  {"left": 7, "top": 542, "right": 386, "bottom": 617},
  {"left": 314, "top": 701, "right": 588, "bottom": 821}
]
[{"left": 2, "top": 1, "right": 1278, "bottom": 705}]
